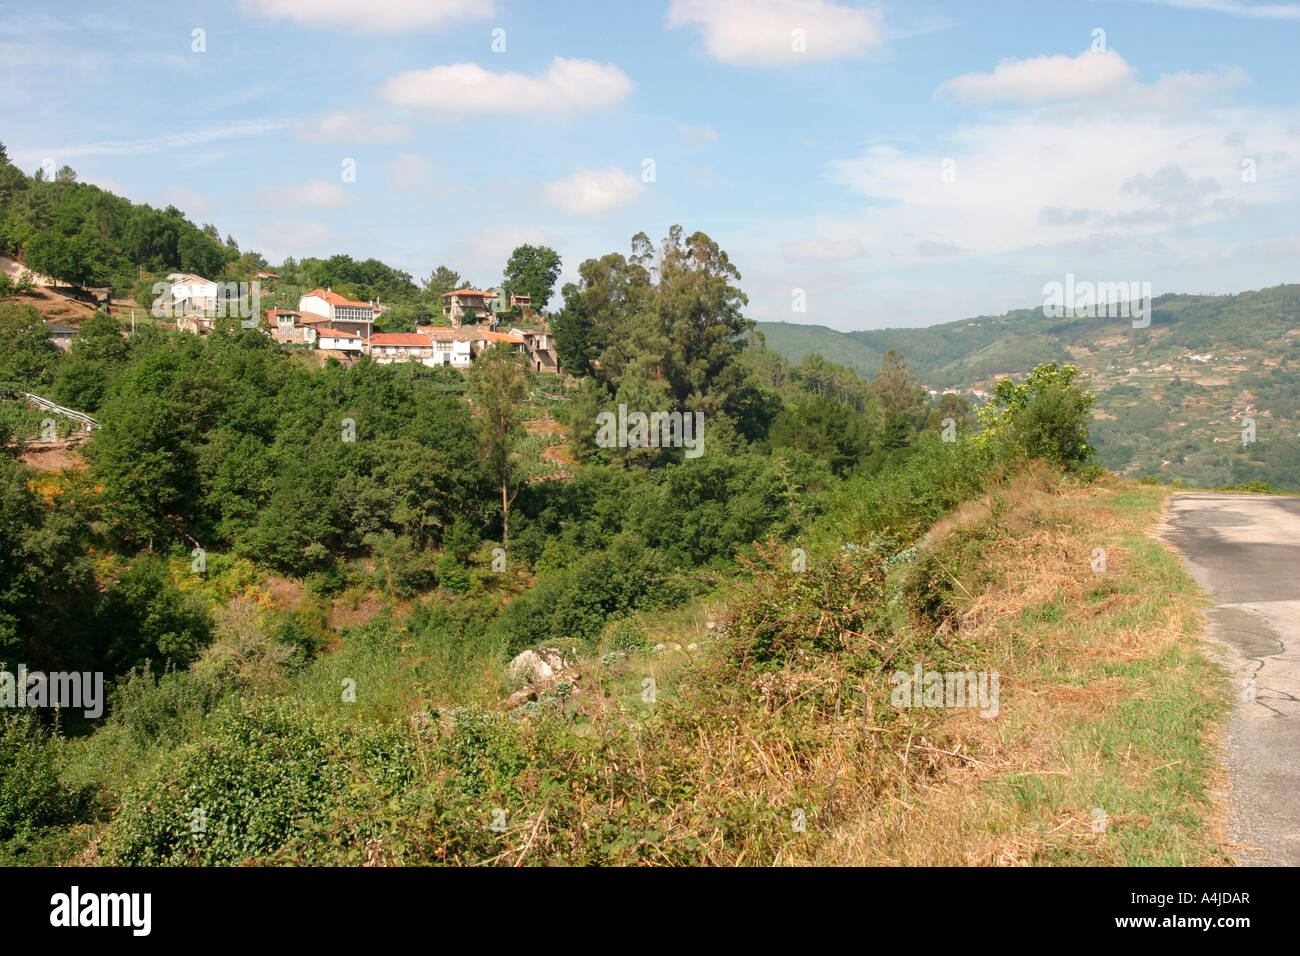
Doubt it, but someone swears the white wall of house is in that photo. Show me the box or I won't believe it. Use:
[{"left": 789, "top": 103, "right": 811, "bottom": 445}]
[
  {"left": 299, "top": 294, "right": 330, "bottom": 319},
  {"left": 318, "top": 333, "right": 362, "bottom": 352}
]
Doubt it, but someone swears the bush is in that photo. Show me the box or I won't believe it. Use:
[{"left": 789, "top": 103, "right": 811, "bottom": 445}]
[
  {"left": 97, "top": 557, "right": 213, "bottom": 674},
  {"left": 106, "top": 665, "right": 225, "bottom": 747},
  {"left": 0, "top": 714, "right": 85, "bottom": 841},
  {"left": 104, "top": 702, "right": 417, "bottom": 865},
  {"left": 977, "top": 363, "right": 1096, "bottom": 469}
]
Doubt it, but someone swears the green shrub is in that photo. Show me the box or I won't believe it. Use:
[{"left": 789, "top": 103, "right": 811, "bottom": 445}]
[
  {"left": 977, "top": 363, "right": 1096, "bottom": 469},
  {"left": 104, "top": 701, "right": 417, "bottom": 865},
  {"left": 107, "top": 664, "right": 225, "bottom": 747},
  {"left": 97, "top": 556, "right": 213, "bottom": 674},
  {"left": 0, "top": 714, "right": 86, "bottom": 841}
]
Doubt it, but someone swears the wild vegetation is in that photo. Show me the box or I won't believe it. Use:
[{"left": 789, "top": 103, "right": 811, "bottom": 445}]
[{"left": 0, "top": 165, "right": 1230, "bottom": 865}]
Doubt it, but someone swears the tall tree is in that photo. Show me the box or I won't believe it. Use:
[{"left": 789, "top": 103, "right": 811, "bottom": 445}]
[
  {"left": 502, "top": 244, "right": 562, "bottom": 311},
  {"left": 421, "top": 265, "right": 463, "bottom": 298},
  {"left": 468, "top": 344, "right": 531, "bottom": 551},
  {"left": 869, "top": 349, "right": 928, "bottom": 437},
  {"left": 557, "top": 226, "right": 754, "bottom": 424}
]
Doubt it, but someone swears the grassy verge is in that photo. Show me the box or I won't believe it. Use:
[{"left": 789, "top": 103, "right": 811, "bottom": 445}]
[{"left": 799, "top": 478, "right": 1232, "bottom": 865}]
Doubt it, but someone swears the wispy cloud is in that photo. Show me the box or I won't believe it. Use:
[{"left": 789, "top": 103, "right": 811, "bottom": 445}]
[
  {"left": 253, "top": 218, "right": 340, "bottom": 262},
  {"left": 542, "top": 167, "right": 644, "bottom": 215},
  {"left": 781, "top": 237, "right": 865, "bottom": 261},
  {"left": 12, "top": 119, "right": 285, "bottom": 163},
  {"left": 161, "top": 187, "right": 215, "bottom": 215},
  {"left": 679, "top": 122, "right": 721, "bottom": 145},
  {"left": 379, "top": 57, "right": 633, "bottom": 116},
  {"left": 1126, "top": 0, "right": 1300, "bottom": 18},
  {"left": 238, "top": 0, "right": 496, "bottom": 32},
  {"left": 297, "top": 111, "right": 412, "bottom": 145},
  {"left": 385, "top": 153, "right": 442, "bottom": 193},
  {"left": 935, "top": 49, "right": 1249, "bottom": 108},
  {"left": 259, "top": 178, "right": 355, "bottom": 209}
]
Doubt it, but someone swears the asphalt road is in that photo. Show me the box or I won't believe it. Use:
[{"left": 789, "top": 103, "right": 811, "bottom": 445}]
[{"left": 1162, "top": 493, "right": 1300, "bottom": 866}]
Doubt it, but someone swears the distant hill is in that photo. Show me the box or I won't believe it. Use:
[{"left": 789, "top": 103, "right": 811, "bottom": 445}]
[
  {"left": 756, "top": 284, "right": 1300, "bottom": 491},
  {"left": 752, "top": 321, "right": 885, "bottom": 379}
]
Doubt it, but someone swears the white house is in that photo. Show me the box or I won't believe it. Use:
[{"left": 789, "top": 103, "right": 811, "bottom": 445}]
[
  {"left": 44, "top": 321, "right": 78, "bottom": 352},
  {"left": 317, "top": 327, "right": 364, "bottom": 353},
  {"left": 367, "top": 332, "right": 437, "bottom": 365},
  {"left": 166, "top": 273, "right": 219, "bottom": 313},
  {"left": 299, "top": 288, "right": 376, "bottom": 340},
  {"left": 417, "top": 327, "right": 477, "bottom": 367}
]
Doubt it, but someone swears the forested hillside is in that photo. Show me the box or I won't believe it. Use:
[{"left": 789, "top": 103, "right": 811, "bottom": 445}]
[{"left": 758, "top": 284, "right": 1300, "bottom": 490}]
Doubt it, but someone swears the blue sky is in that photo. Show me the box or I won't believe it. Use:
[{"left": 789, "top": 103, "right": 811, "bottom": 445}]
[{"left": 3, "top": 0, "right": 1298, "bottom": 329}]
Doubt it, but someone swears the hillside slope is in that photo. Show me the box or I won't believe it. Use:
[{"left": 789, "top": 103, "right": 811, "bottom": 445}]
[{"left": 757, "top": 284, "right": 1300, "bottom": 490}]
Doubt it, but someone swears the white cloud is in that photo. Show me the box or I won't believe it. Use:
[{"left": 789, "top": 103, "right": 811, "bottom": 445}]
[
  {"left": 379, "top": 57, "right": 633, "bottom": 116},
  {"left": 298, "top": 111, "right": 411, "bottom": 144},
  {"left": 936, "top": 50, "right": 1134, "bottom": 104},
  {"left": 161, "top": 186, "right": 214, "bottom": 215},
  {"left": 915, "top": 240, "right": 964, "bottom": 258},
  {"left": 385, "top": 153, "right": 440, "bottom": 193},
  {"left": 824, "top": 107, "right": 1300, "bottom": 268},
  {"left": 253, "top": 219, "right": 339, "bottom": 262},
  {"left": 542, "top": 167, "right": 644, "bottom": 216},
  {"left": 935, "top": 50, "right": 1249, "bottom": 107},
  {"left": 680, "top": 122, "right": 721, "bottom": 144},
  {"left": 238, "top": 0, "right": 495, "bottom": 33},
  {"left": 1130, "top": 0, "right": 1300, "bottom": 18},
  {"left": 259, "top": 178, "right": 354, "bottom": 209},
  {"left": 667, "top": 0, "right": 883, "bottom": 66},
  {"left": 781, "top": 237, "right": 864, "bottom": 260}
]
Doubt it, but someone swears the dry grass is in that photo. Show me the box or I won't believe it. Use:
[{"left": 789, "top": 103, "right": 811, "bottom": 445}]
[{"left": 792, "top": 477, "right": 1232, "bottom": 866}]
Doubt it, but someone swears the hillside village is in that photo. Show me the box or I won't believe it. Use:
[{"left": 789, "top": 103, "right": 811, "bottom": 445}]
[{"left": 161, "top": 273, "right": 561, "bottom": 374}]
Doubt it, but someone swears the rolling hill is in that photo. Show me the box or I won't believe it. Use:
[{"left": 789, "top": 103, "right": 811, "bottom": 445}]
[{"left": 756, "top": 284, "right": 1300, "bottom": 491}]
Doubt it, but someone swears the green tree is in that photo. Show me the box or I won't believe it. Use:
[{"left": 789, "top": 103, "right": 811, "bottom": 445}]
[
  {"left": 52, "top": 312, "right": 128, "bottom": 413},
  {"left": 422, "top": 265, "right": 464, "bottom": 300},
  {"left": 502, "top": 245, "right": 561, "bottom": 311},
  {"left": 869, "top": 349, "right": 928, "bottom": 429},
  {"left": 468, "top": 344, "right": 531, "bottom": 550},
  {"left": 557, "top": 227, "right": 756, "bottom": 433},
  {"left": 978, "top": 362, "right": 1096, "bottom": 468},
  {"left": 95, "top": 557, "right": 213, "bottom": 673},
  {"left": 0, "top": 303, "right": 58, "bottom": 389}
]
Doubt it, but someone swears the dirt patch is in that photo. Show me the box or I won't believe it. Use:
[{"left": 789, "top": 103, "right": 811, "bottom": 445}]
[
  {"left": 6, "top": 286, "right": 100, "bottom": 323},
  {"left": 20, "top": 438, "right": 88, "bottom": 472},
  {"left": 262, "top": 575, "right": 307, "bottom": 612}
]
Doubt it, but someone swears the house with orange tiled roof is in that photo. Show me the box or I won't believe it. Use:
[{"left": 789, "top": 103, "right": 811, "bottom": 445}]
[
  {"left": 299, "top": 287, "right": 376, "bottom": 339},
  {"left": 317, "top": 327, "right": 364, "bottom": 354},
  {"left": 367, "top": 332, "right": 439, "bottom": 365},
  {"left": 440, "top": 288, "right": 498, "bottom": 326}
]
